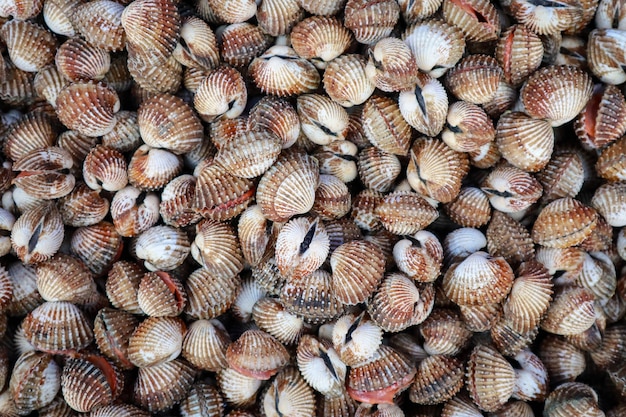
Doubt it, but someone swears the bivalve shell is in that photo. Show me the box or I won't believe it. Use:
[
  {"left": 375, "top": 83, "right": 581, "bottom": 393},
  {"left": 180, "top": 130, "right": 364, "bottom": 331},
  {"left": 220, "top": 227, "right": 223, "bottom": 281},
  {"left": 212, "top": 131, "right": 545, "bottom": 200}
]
[
  {"left": 365, "top": 37, "right": 419, "bottom": 92},
  {"left": 393, "top": 231, "right": 443, "bottom": 282},
  {"left": 226, "top": 329, "right": 290, "bottom": 380},
  {"left": 127, "top": 145, "right": 183, "bottom": 191},
  {"left": 71, "top": 0, "right": 126, "bottom": 51},
  {"left": 420, "top": 308, "right": 472, "bottom": 356},
  {"left": 262, "top": 366, "right": 316, "bottom": 417},
  {"left": 133, "top": 225, "right": 190, "bottom": 271},
  {"left": 105, "top": 260, "right": 144, "bottom": 314},
  {"left": 531, "top": 197, "right": 598, "bottom": 248},
  {"left": 248, "top": 96, "right": 301, "bottom": 149},
  {"left": 120, "top": 0, "right": 180, "bottom": 60},
  {"left": 466, "top": 344, "right": 515, "bottom": 412},
  {"left": 128, "top": 316, "right": 186, "bottom": 367},
  {"left": 0, "top": 20, "right": 57, "bottom": 73},
  {"left": 215, "top": 130, "right": 282, "bottom": 178},
  {"left": 541, "top": 286, "right": 596, "bottom": 335},
  {"left": 9, "top": 351, "right": 60, "bottom": 415},
  {"left": 445, "top": 54, "right": 503, "bottom": 105},
  {"left": 574, "top": 84, "right": 626, "bottom": 149},
  {"left": 133, "top": 359, "right": 195, "bottom": 412},
  {"left": 219, "top": 22, "right": 273, "bottom": 67},
  {"left": 362, "top": 95, "right": 412, "bottom": 156},
  {"left": 55, "top": 81, "right": 120, "bottom": 137},
  {"left": 399, "top": 73, "right": 448, "bottom": 137},
  {"left": 11, "top": 201, "right": 64, "bottom": 265},
  {"left": 442, "top": 0, "right": 500, "bottom": 42},
  {"left": 61, "top": 355, "right": 122, "bottom": 413},
  {"left": 323, "top": 54, "right": 376, "bottom": 107},
  {"left": 591, "top": 181, "right": 626, "bottom": 227},
  {"left": 181, "top": 319, "right": 230, "bottom": 372},
  {"left": 290, "top": 16, "right": 353, "bottom": 69},
  {"left": 12, "top": 146, "right": 75, "bottom": 200},
  {"left": 344, "top": 0, "right": 400, "bottom": 44},
  {"left": 36, "top": 254, "right": 95, "bottom": 304},
  {"left": 55, "top": 37, "right": 110, "bottom": 82},
  {"left": 137, "top": 270, "right": 187, "bottom": 317},
  {"left": 587, "top": 28, "right": 626, "bottom": 85},
  {"left": 375, "top": 191, "right": 439, "bottom": 235},
  {"left": 256, "top": 0, "right": 304, "bottom": 37},
  {"left": 110, "top": 186, "right": 160, "bottom": 237},
  {"left": 409, "top": 355, "right": 465, "bottom": 405},
  {"left": 57, "top": 182, "right": 110, "bottom": 227},
  {"left": 495, "top": 111, "right": 554, "bottom": 172},
  {"left": 180, "top": 383, "right": 224, "bottom": 417},
  {"left": 70, "top": 221, "right": 123, "bottom": 276},
  {"left": 253, "top": 297, "right": 305, "bottom": 346},
  {"left": 331, "top": 240, "right": 386, "bottom": 305},
  {"left": 191, "top": 219, "right": 243, "bottom": 278},
  {"left": 275, "top": 216, "right": 329, "bottom": 280},
  {"left": 495, "top": 24, "right": 544, "bottom": 87},
  {"left": 346, "top": 345, "right": 417, "bottom": 404},
  {"left": 509, "top": 0, "right": 584, "bottom": 35},
  {"left": 520, "top": 65, "right": 593, "bottom": 127},
  {"left": 173, "top": 16, "right": 220, "bottom": 70},
  {"left": 280, "top": 270, "right": 344, "bottom": 324},
  {"left": 93, "top": 307, "right": 139, "bottom": 370},
  {"left": 22, "top": 300, "right": 93, "bottom": 353},
  {"left": 194, "top": 66, "right": 247, "bottom": 122},
  {"left": 443, "top": 251, "right": 515, "bottom": 306},
  {"left": 298, "top": 93, "right": 349, "bottom": 145},
  {"left": 160, "top": 175, "right": 201, "bottom": 228},
  {"left": 296, "top": 335, "right": 346, "bottom": 398},
  {"left": 480, "top": 163, "right": 543, "bottom": 214},
  {"left": 543, "top": 382, "right": 605, "bottom": 417},
  {"left": 185, "top": 267, "right": 241, "bottom": 320}
]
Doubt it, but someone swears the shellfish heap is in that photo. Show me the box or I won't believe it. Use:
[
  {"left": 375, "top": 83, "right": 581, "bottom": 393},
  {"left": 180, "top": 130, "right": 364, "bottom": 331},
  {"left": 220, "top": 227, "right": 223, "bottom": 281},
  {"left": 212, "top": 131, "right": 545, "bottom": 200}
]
[{"left": 0, "top": 0, "right": 625, "bottom": 416}]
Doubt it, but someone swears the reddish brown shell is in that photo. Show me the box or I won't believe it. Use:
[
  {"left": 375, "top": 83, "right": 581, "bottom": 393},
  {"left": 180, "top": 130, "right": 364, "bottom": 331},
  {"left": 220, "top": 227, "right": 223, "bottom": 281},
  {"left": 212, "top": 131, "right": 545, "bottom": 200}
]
[
  {"left": 56, "top": 81, "right": 120, "bottom": 137},
  {"left": 331, "top": 240, "right": 386, "bottom": 305},
  {"left": 226, "top": 329, "right": 290, "bottom": 380},
  {"left": 531, "top": 197, "right": 598, "bottom": 248}
]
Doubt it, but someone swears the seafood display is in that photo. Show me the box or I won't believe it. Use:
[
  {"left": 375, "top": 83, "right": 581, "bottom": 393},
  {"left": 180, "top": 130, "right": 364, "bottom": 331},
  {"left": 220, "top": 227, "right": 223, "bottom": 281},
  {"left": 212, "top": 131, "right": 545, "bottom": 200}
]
[{"left": 0, "top": 0, "right": 625, "bottom": 416}]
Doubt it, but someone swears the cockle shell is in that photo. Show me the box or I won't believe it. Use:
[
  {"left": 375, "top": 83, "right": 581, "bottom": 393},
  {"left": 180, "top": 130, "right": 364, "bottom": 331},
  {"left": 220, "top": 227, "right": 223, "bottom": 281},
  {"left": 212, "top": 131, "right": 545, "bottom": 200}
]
[
  {"left": 296, "top": 335, "right": 346, "bottom": 398},
  {"left": 11, "top": 201, "right": 64, "bottom": 265},
  {"left": 3, "top": 112, "right": 56, "bottom": 162},
  {"left": 597, "top": 135, "right": 626, "bottom": 181},
  {"left": 509, "top": 0, "right": 584, "bottom": 35},
  {"left": 206, "top": 0, "right": 256, "bottom": 23},
  {"left": 56, "top": 81, "right": 120, "bottom": 137},
  {"left": 403, "top": 19, "right": 466, "bottom": 79},
  {"left": 291, "top": 16, "right": 353, "bottom": 69},
  {"left": 366, "top": 37, "right": 419, "bottom": 92},
  {"left": 393, "top": 231, "right": 443, "bottom": 282},
  {"left": 133, "top": 225, "right": 190, "bottom": 271},
  {"left": 495, "top": 24, "right": 544, "bottom": 87},
  {"left": 219, "top": 22, "right": 273, "bottom": 67},
  {"left": 9, "top": 351, "right": 59, "bottom": 414},
  {"left": 58, "top": 182, "right": 109, "bottom": 227},
  {"left": 133, "top": 359, "right": 195, "bottom": 412},
  {"left": 481, "top": 163, "right": 543, "bottom": 213},
  {"left": 159, "top": 175, "right": 201, "bottom": 228},
  {"left": 22, "top": 300, "right": 93, "bottom": 353},
  {"left": 93, "top": 307, "right": 139, "bottom": 370},
  {"left": 420, "top": 308, "right": 472, "bottom": 356},
  {"left": 443, "top": 251, "right": 515, "bottom": 306},
  {"left": 248, "top": 96, "right": 301, "bottom": 149},
  {"left": 193, "top": 162, "right": 255, "bottom": 221},
  {"left": 136, "top": 270, "right": 186, "bottom": 317},
  {"left": 138, "top": 93, "right": 203, "bottom": 154},
  {"left": 409, "top": 355, "right": 465, "bottom": 405},
  {"left": 217, "top": 366, "right": 263, "bottom": 408},
  {"left": 538, "top": 335, "right": 586, "bottom": 384},
  {"left": 262, "top": 366, "right": 316, "bottom": 417},
  {"left": 105, "top": 261, "right": 144, "bottom": 314},
  {"left": 541, "top": 286, "right": 596, "bottom": 335},
  {"left": 362, "top": 95, "right": 412, "bottom": 156},
  {"left": 191, "top": 219, "right": 243, "bottom": 278},
  {"left": 588, "top": 29, "right": 626, "bottom": 85},
  {"left": 357, "top": 147, "right": 401, "bottom": 193},
  {"left": 496, "top": 111, "right": 555, "bottom": 172},
  {"left": 70, "top": 221, "right": 123, "bottom": 276},
  {"left": 543, "top": 382, "right": 605, "bottom": 417},
  {"left": 214, "top": 129, "right": 282, "bottom": 179},
  {"left": 375, "top": 190, "right": 439, "bottom": 235},
  {"left": 591, "top": 181, "right": 626, "bottom": 227},
  {"left": 226, "top": 329, "right": 290, "bottom": 380},
  {"left": 520, "top": 65, "right": 594, "bottom": 126},
  {"left": 445, "top": 54, "right": 503, "bottom": 105},
  {"left": 280, "top": 270, "right": 344, "bottom": 324},
  {"left": 297, "top": 93, "right": 349, "bottom": 145},
  {"left": 181, "top": 318, "right": 230, "bottom": 371},
  {"left": 344, "top": 0, "right": 399, "bottom": 44},
  {"left": 32, "top": 66, "right": 67, "bottom": 108},
  {"left": 180, "top": 383, "right": 224, "bottom": 417},
  {"left": 444, "top": 186, "right": 492, "bottom": 227},
  {"left": 249, "top": 45, "right": 320, "bottom": 97},
  {"left": 36, "top": 254, "right": 95, "bottom": 304},
  {"left": 275, "top": 216, "right": 329, "bottom": 280},
  {"left": 256, "top": 0, "right": 304, "bottom": 37},
  {"left": 61, "top": 355, "right": 122, "bottom": 413},
  {"left": 71, "top": 0, "right": 126, "bottom": 51},
  {"left": 466, "top": 344, "right": 515, "bottom": 412},
  {"left": 575, "top": 84, "right": 626, "bottom": 149},
  {"left": 128, "top": 316, "right": 186, "bottom": 367},
  {"left": 399, "top": 73, "right": 448, "bottom": 137},
  {"left": 173, "top": 16, "right": 220, "bottom": 70},
  {"left": 323, "top": 54, "right": 376, "bottom": 107},
  {"left": 537, "top": 151, "right": 585, "bottom": 203},
  {"left": 311, "top": 174, "right": 351, "bottom": 219},
  {"left": 185, "top": 267, "right": 241, "bottom": 319},
  {"left": 111, "top": 186, "right": 160, "bottom": 237},
  {"left": 253, "top": 297, "right": 306, "bottom": 346},
  {"left": 121, "top": 0, "right": 180, "bottom": 60},
  {"left": 346, "top": 345, "right": 416, "bottom": 404},
  {"left": 531, "top": 197, "right": 598, "bottom": 248},
  {"left": 127, "top": 145, "right": 183, "bottom": 191},
  {"left": 441, "top": 101, "right": 495, "bottom": 153},
  {"left": 194, "top": 66, "right": 247, "bottom": 122},
  {"left": 0, "top": 20, "right": 57, "bottom": 73},
  {"left": 55, "top": 37, "right": 110, "bottom": 82},
  {"left": 331, "top": 240, "right": 386, "bottom": 305},
  {"left": 486, "top": 211, "right": 535, "bottom": 268},
  {"left": 12, "top": 146, "right": 74, "bottom": 200},
  {"left": 256, "top": 149, "right": 319, "bottom": 222},
  {"left": 442, "top": 0, "right": 500, "bottom": 42}
]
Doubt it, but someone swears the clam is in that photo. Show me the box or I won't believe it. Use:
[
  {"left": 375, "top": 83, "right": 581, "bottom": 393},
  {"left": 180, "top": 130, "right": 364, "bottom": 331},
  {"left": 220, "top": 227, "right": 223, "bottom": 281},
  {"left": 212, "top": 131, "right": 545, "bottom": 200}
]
[
  {"left": 194, "top": 66, "right": 247, "bottom": 122},
  {"left": 399, "top": 73, "right": 448, "bottom": 137},
  {"left": 180, "top": 383, "right": 224, "bottom": 417},
  {"left": 70, "top": 221, "right": 123, "bottom": 276},
  {"left": 331, "top": 240, "right": 386, "bottom": 305},
  {"left": 297, "top": 93, "right": 349, "bottom": 145},
  {"left": 217, "top": 367, "right": 263, "bottom": 408},
  {"left": 323, "top": 54, "right": 376, "bottom": 107},
  {"left": 226, "top": 329, "right": 290, "bottom": 380},
  {"left": 219, "top": 22, "right": 272, "bottom": 67},
  {"left": 36, "top": 254, "right": 95, "bottom": 304},
  {"left": 441, "top": 101, "right": 495, "bottom": 153},
  {"left": 248, "top": 96, "right": 301, "bottom": 149},
  {"left": 362, "top": 95, "right": 412, "bottom": 156},
  {"left": 375, "top": 190, "right": 439, "bottom": 235},
  {"left": 496, "top": 111, "right": 555, "bottom": 172},
  {"left": 133, "top": 359, "right": 195, "bottom": 412},
  {"left": 111, "top": 186, "right": 160, "bottom": 238},
  {"left": 495, "top": 24, "right": 544, "bottom": 87},
  {"left": 191, "top": 219, "right": 243, "bottom": 278},
  {"left": 575, "top": 83, "right": 626, "bottom": 149},
  {"left": 55, "top": 37, "right": 110, "bottom": 82},
  {"left": 366, "top": 37, "right": 419, "bottom": 92},
  {"left": 137, "top": 270, "right": 187, "bottom": 317},
  {"left": 280, "top": 270, "right": 344, "bottom": 324},
  {"left": 3, "top": 112, "right": 56, "bottom": 162},
  {"left": 591, "top": 181, "right": 626, "bottom": 227},
  {"left": 9, "top": 351, "right": 60, "bottom": 415},
  {"left": 275, "top": 216, "right": 329, "bottom": 280},
  {"left": 181, "top": 319, "right": 230, "bottom": 371},
  {"left": 442, "top": 0, "right": 500, "bottom": 42},
  {"left": 127, "top": 316, "right": 186, "bottom": 367},
  {"left": 420, "top": 308, "right": 472, "bottom": 356},
  {"left": 253, "top": 297, "right": 306, "bottom": 346},
  {"left": 61, "top": 355, "right": 122, "bottom": 413},
  {"left": 357, "top": 147, "right": 402, "bottom": 193},
  {"left": 185, "top": 267, "right": 241, "bottom": 320},
  {"left": 541, "top": 286, "right": 596, "bottom": 335},
  {"left": 12, "top": 146, "right": 75, "bottom": 200},
  {"left": 0, "top": 20, "right": 57, "bottom": 73},
  {"left": 105, "top": 260, "right": 145, "bottom": 314},
  {"left": 344, "top": 0, "right": 400, "bottom": 44},
  {"left": 127, "top": 145, "right": 183, "bottom": 191},
  {"left": 544, "top": 382, "right": 605, "bottom": 417},
  {"left": 409, "top": 355, "right": 465, "bottom": 405},
  {"left": 531, "top": 197, "right": 598, "bottom": 248},
  {"left": 291, "top": 16, "right": 353, "bottom": 69},
  {"left": 480, "top": 163, "right": 543, "bottom": 214},
  {"left": 71, "top": 0, "right": 126, "bottom": 51},
  {"left": 173, "top": 16, "right": 220, "bottom": 70},
  {"left": 588, "top": 28, "right": 626, "bottom": 85},
  {"left": 132, "top": 225, "right": 190, "bottom": 271},
  {"left": 11, "top": 201, "right": 64, "bottom": 265},
  {"left": 160, "top": 175, "right": 201, "bottom": 228},
  {"left": 263, "top": 366, "right": 316, "bottom": 417},
  {"left": 93, "top": 307, "right": 139, "bottom": 370},
  {"left": 445, "top": 54, "right": 503, "bottom": 105},
  {"left": 296, "top": 335, "right": 347, "bottom": 397},
  {"left": 444, "top": 187, "right": 492, "bottom": 228}
]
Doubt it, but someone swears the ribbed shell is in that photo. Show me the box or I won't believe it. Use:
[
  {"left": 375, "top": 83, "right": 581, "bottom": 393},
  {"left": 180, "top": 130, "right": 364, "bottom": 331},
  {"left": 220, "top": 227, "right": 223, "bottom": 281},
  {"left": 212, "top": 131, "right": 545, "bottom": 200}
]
[
  {"left": 12, "top": 146, "right": 75, "bottom": 200},
  {"left": 110, "top": 186, "right": 160, "bottom": 237},
  {"left": 194, "top": 66, "right": 247, "bottom": 122},
  {"left": 520, "top": 65, "right": 594, "bottom": 127},
  {"left": 93, "top": 307, "right": 138, "bottom": 370},
  {"left": 367, "top": 273, "right": 435, "bottom": 332},
  {"left": 280, "top": 270, "right": 344, "bottom": 324},
  {"left": 296, "top": 335, "right": 346, "bottom": 398},
  {"left": 226, "top": 329, "right": 290, "bottom": 380},
  {"left": 393, "top": 231, "right": 443, "bottom": 282},
  {"left": 298, "top": 93, "right": 349, "bottom": 145},
  {"left": 366, "top": 37, "right": 418, "bottom": 92},
  {"left": 543, "top": 382, "right": 604, "bottom": 417},
  {"left": 70, "top": 221, "right": 123, "bottom": 276},
  {"left": 275, "top": 216, "right": 329, "bottom": 280},
  {"left": 192, "top": 219, "right": 243, "bottom": 278},
  {"left": 537, "top": 151, "right": 585, "bottom": 203},
  {"left": 71, "top": 0, "right": 125, "bottom": 51},
  {"left": 442, "top": 0, "right": 500, "bottom": 42},
  {"left": 591, "top": 181, "right": 626, "bottom": 227},
  {"left": 36, "top": 254, "right": 95, "bottom": 304},
  {"left": 541, "top": 286, "right": 596, "bottom": 335},
  {"left": 0, "top": 20, "right": 57, "bottom": 73},
  {"left": 105, "top": 260, "right": 144, "bottom": 314},
  {"left": 445, "top": 54, "right": 503, "bottom": 104},
  {"left": 496, "top": 111, "right": 554, "bottom": 172},
  {"left": 362, "top": 95, "right": 412, "bottom": 156},
  {"left": 509, "top": 0, "right": 584, "bottom": 35},
  {"left": 495, "top": 24, "right": 544, "bottom": 87},
  {"left": 409, "top": 355, "right": 464, "bottom": 405},
  {"left": 180, "top": 383, "right": 225, "bottom": 417},
  {"left": 58, "top": 182, "right": 109, "bottom": 227},
  {"left": 442, "top": 101, "right": 495, "bottom": 153},
  {"left": 217, "top": 367, "right": 263, "bottom": 408},
  {"left": 253, "top": 297, "right": 305, "bottom": 346},
  {"left": 597, "top": 135, "right": 626, "bottom": 181},
  {"left": 3, "top": 112, "right": 56, "bottom": 162},
  {"left": 137, "top": 271, "right": 187, "bottom": 317},
  {"left": 290, "top": 16, "right": 353, "bottom": 68},
  {"left": 128, "top": 316, "right": 185, "bottom": 367},
  {"left": 132, "top": 225, "right": 190, "bottom": 271},
  {"left": 215, "top": 130, "right": 282, "bottom": 178},
  {"left": 61, "top": 355, "right": 122, "bottom": 413},
  {"left": 256, "top": 0, "right": 304, "bottom": 36},
  {"left": 160, "top": 175, "right": 200, "bottom": 228},
  {"left": 121, "top": 0, "right": 180, "bottom": 59},
  {"left": 399, "top": 73, "right": 448, "bottom": 137},
  {"left": 346, "top": 345, "right": 416, "bottom": 404},
  {"left": 577, "top": 85, "right": 626, "bottom": 150},
  {"left": 532, "top": 197, "right": 598, "bottom": 248},
  {"left": 256, "top": 150, "right": 319, "bottom": 222},
  {"left": 173, "top": 16, "right": 220, "bottom": 70},
  {"left": 219, "top": 22, "right": 272, "bottom": 67},
  {"left": 248, "top": 96, "right": 301, "bottom": 149},
  {"left": 11, "top": 201, "right": 64, "bottom": 265},
  {"left": 375, "top": 191, "right": 439, "bottom": 235},
  {"left": 444, "top": 187, "right": 491, "bottom": 227},
  {"left": 539, "top": 335, "right": 586, "bottom": 384},
  {"left": 90, "top": 403, "right": 151, "bottom": 417},
  {"left": 407, "top": 138, "right": 469, "bottom": 204},
  {"left": 331, "top": 240, "right": 386, "bottom": 305},
  {"left": 403, "top": 20, "right": 466, "bottom": 79},
  {"left": 133, "top": 359, "right": 195, "bottom": 412},
  {"left": 357, "top": 147, "right": 401, "bottom": 193},
  {"left": 9, "top": 351, "right": 60, "bottom": 415},
  {"left": 207, "top": 0, "right": 256, "bottom": 23},
  {"left": 56, "top": 81, "right": 120, "bottom": 137},
  {"left": 249, "top": 46, "right": 320, "bottom": 97},
  {"left": 55, "top": 37, "right": 110, "bottom": 81},
  {"left": 185, "top": 267, "right": 241, "bottom": 320},
  {"left": 22, "top": 301, "right": 93, "bottom": 353},
  {"left": 481, "top": 164, "right": 543, "bottom": 213},
  {"left": 127, "top": 145, "right": 183, "bottom": 191},
  {"left": 193, "top": 162, "right": 255, "bottom": 221},
  {"left": 138, "top": 94, "right": 203, "bottom": 154},
  {"left": 344, "top": 0, "right": 400, "bottom": 44},
  {"left": 466, "top": 344, "right": 515, "bottom": 412},
  {"left": 420, "top": 309, "right": 472, "bottom": 356},
  {"left": 181, "top": 319, "right": 230, "bottom": 371},
  {"left": 323, "top": 54, "right": 376, "bottom": 107},
  {"left": 443, "top": 251, "right": 515, "bottom": 306},
  {"left": 587, "top": 28, "right": 626, "bottom": 85}
]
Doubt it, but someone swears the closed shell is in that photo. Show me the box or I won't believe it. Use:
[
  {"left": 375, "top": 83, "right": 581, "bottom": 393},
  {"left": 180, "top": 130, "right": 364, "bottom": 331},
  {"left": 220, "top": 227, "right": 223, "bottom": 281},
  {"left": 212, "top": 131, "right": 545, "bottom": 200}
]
[
  {"left": 256, "top": 0, "right": 304, "bottom": 36},
  {"left": 466, "top": 344, "right": 515, "bottom": 412},
  {"left": 248, "top": 96, "right": 301, "bottom": 149},
  {"left": 331, "top": 240, "right": 386, "bottom": 305},
  {"left": 11, "top": 201, "right": 64, "bottom": 265},
  {"left": 587, "top": 28, "right": 626, "bottom": 85},
  {"left": 532, "top": 197, "right": 598, "bottom": 248},
  {"left": 12, "top": 146, "right": 75, "bottom": 200},
  {"left": 58, "top": 182, "right": 110, "bottom": 227},
  {"left": 9, "top": 351, "right": 60, "bottom": 415},
  {"left": 409, "top": 355, "right": 464, "bottom": 405},
  {"left": 61, "top": 355, "right": 122, "bottom": 413},
  {"left": 324, "top": 54, "right": 376, "bottom": 107},
  {"left": 362, "top": 95, "right": 412, "bottom": 156},
  {"left": 366, "top": 37, "right": 419, "bottom": 92},
  {"left": 275, "top": 216, "right": 329, "bottom": 280},
  {"left": 486, "top": 211, "right": 535, "bottom": 269},
  {"left": 70, "top": 221, "right": 123, "bottom": 276},
  {"left": 71, "top": 0, "right": 126, "bottom": 51},
  {"left": 495, "top": 24, "right": 544, "bottom": 87},
  {"left": 280, "top": 270, "right": 344, "bottom": 324},
  {"left": 127, "top": 145, "right": 183, "bottom": 191},
  {"left": 344, "top": 0, "right": 400, "bottom": 44},
  {"left": 393, "top": 231, "right": 443, "bottom": 282},
  {"left": 215, "top": 130, "right": 282, "bottom": 178},
  {"left": 541, "top": 286, "right": 596, "bottom": 335},
  {"left": 36, "top": 254, "right": 95, "bottom": 304},
  {"left": 591, "top": 181, "right": 626, "bottom": 227},
  {"left": 219, "top": 22, "right": 273, "bottom": 67},
  {"left": 398, "top": 73, "right": 449, "bottom": 137},
  {"left": 181, "top": 319, "right": 230, "bottom": 371},
  {"left": 191, "top": 219, "right": 243, "bottom": 278},
  {"left": 111, "top": 186, "right": 160, "bottom": 237},
  {"left": 93, "top": 307, "right": 139, "bottom": 370},
  {"left": 56, "top": 81, "right": 120, "bottom": 137},
  {"left": 253, "top": 297, "right": 305, "bottom": 346},
  {"left": 0, "top": 20, "right": 57, "bottom": 73},
  {"left": 137, "top": 270, "right": 187, "bottom": 317},
  {"left": 290, "top": 16, "right": 353, "bottom": 69},
  {"left": 445, "top": 54, "right": 503, "bottom": 105},
  {"left": 185, "top": 267, "right": 241, "bottom": 320},
  {"left": 298, "top": 93, "right": 349, "bottom": 145},
  {"left": 226, "top": 329, "right": 290, "bottom": 380},
  {"left": 357, "top": 147, "right": 401, "bottom": 193},
  {"left": 496, "top": 111, "right": 555, "bottom": 172},
  {"left": 138, "top": 93, "right": 203, "bottom": 154},
  {"left": 105, "top": 261, "right": 144, "bottom": 314},
  {"left": 133, "top": 225, "right": 190, "bottom": 271},
  {"left": 121, "top": 0, "right": 180, "bottom": 59},
  {"left": 375, "top": 191, "right": 439, "bottom": 235},
  {"left": 133, "top": 359, "right": 195, "bottom": 412},
  {"left": 442, "top": 0, "right": 500, "bottom": 42},
  {"left": 55, "top": 37, "right": 110, "bottom": 81},
  {"left": 194, "top": 66, "right": 247, "bottom": 122},
  {"left": 128, "top": 316, "right": 186, "bottom": 367}
]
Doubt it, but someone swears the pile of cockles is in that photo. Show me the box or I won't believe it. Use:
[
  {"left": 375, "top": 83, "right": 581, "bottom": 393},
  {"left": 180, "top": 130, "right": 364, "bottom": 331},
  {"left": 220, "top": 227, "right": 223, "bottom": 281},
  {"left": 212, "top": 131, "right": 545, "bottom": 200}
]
[{"left": 0, "top": 0, "right": 625, "bottom": 415}]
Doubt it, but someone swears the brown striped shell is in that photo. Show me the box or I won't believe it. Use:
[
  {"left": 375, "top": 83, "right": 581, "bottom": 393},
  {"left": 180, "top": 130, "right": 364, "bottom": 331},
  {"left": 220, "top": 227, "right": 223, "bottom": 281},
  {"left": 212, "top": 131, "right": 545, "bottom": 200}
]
[
  {"left": 185, "top": 267, "right": 241, "bottom": 319},
  {"left": 132, "top": 359, "right": 195, "bottom": 412},
  {"left": 291, "top": 16, "right": 353, "bottom": 69},
  {"left": 55, "top": 37, "right": 110, "bottom": 82},
  {"left": 226, "top": 329, "right": 290, "bottom": 380},
  {"left": 194, "top": 66, "right": 247, "bottom": 122},
  {"left": 128, "top": 316, "right": 186, "bottom": 367},
  {"left": 12, "top": 146, "right": 75, "bottom": 200},
  {"left": 442, "top": 0, "right": 500, "bottom": 42},
  {"left": 375, "top": 191, "right": 439, "bottom": 235},
  {"left": 362, "top": 95, "right": 412, "bottom": 156},
  {"left": 532, "top": 197, "right": 598, "bottom": 248},
  {"left": 61, "top": 355, "right": 123, "bottom": 413},
  {"left": 496, "top": 111, "right": 555, "bottom": 172},
  {"left": 344, "top": 0, "right": 400, "bottom": 45},
  {"left": 0, "top": 20, "right": 57, "bottom": 73},
  {"left": 181, "top": 318, "right": 230, "bottom": 371},
  {"left": 323, "top": 54, "right": 376, "bottom": 107},
  {"left": 331, "top": 240, "right": 386, "bottom": 305}
]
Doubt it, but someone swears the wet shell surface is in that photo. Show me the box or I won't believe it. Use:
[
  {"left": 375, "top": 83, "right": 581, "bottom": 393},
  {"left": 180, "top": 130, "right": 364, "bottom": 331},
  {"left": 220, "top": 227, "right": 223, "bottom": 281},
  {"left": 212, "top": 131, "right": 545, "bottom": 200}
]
[
  {"left": 226, "top": 329, "right": 290, "bottom": 380},
  {"left": 531, "top": 197, "right": 598, "bottom": 248}
]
